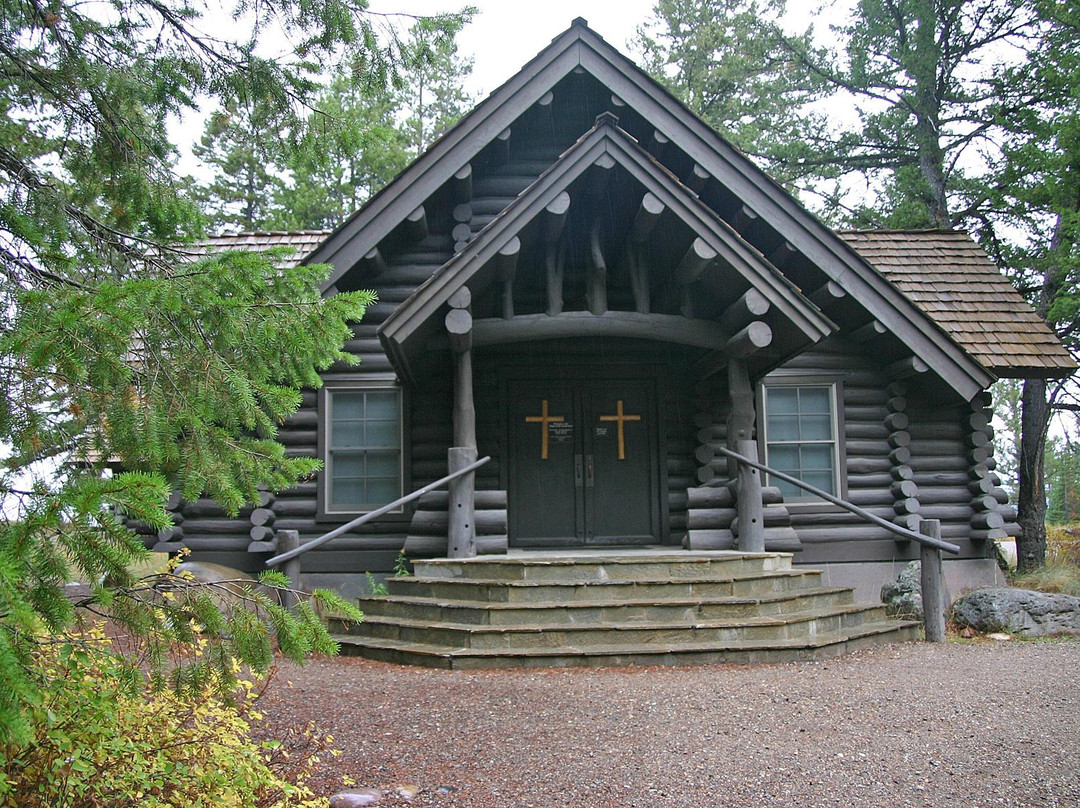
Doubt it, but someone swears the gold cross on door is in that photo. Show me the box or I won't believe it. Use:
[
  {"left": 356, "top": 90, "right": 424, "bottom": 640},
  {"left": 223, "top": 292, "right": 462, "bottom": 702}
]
[
  {"left": 599, "top": 399, "right": 641, "bottom": 460},
  {"left": 525, "top": 399, "right": 565, "bottom": 460}
]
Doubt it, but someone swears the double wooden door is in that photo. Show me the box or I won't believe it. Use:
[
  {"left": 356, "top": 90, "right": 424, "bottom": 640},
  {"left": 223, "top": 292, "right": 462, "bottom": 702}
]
[{"left": 508, "top": 379, "right": 660, "bottom": 546}]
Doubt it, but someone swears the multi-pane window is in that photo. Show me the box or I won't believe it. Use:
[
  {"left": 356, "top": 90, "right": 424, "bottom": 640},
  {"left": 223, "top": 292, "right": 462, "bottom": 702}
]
[
  {"left": 762, "top": 384, "right": 839, "bottom": 500},
  {"left": 325, "top": 388, "right": 402, "bottom": 513}
]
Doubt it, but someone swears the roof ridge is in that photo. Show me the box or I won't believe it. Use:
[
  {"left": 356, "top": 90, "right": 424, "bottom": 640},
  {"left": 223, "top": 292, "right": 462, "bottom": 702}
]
[
  {"left": 837, "top": 228, "right": 970, "bottom": 236},
  {"left": 211, "top": 229, "right": 333, "bottom": 237}
]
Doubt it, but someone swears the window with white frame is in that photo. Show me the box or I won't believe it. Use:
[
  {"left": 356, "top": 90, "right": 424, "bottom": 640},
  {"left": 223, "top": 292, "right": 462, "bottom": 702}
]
[
  {"left": 323, "top": 387, "right": 402, "bottom": 514},
  {"left": 761, "top": 383, "right": 840, "bottom": 500}
]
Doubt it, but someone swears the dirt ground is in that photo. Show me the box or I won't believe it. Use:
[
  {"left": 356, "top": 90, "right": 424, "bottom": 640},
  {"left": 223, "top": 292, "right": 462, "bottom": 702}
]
[{"left": 258, "top": 639, "right": 1080, "bottom": 808}]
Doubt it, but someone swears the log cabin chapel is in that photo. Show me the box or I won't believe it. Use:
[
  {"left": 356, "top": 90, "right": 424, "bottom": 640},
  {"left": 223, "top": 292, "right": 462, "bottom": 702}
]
[{"left": 166, "top": 20, "right": 1075, "bottom": 665}]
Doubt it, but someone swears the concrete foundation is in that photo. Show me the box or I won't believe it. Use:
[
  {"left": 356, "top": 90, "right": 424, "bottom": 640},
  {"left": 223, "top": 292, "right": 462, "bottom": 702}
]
[
  {"left": 809, "top": 558, "right": 1007, "bottom": 606},
  {"left": 301, "top": 572, "right": 390, "bottom": 603}
]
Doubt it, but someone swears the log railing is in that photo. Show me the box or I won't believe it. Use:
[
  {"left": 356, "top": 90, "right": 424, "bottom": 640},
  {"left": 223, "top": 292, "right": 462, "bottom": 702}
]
[
  {"left": 717, "top": 445, "right": 957, "bottom": 642},
  {"left": 264, "top": 455, "right": 492, "bottom": 569}
]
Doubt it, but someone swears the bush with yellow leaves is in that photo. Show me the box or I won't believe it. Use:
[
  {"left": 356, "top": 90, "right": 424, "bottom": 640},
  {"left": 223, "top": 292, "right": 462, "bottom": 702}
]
[{"left": 0, "top": 628, "right": 330, "bottom": 808}]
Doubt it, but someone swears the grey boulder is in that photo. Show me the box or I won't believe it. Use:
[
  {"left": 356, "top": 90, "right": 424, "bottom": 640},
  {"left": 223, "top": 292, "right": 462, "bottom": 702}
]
[
  {"left": 881, "top": 561, "right": 923, "bottom": 619},
  {"left": 952, "top": 588, "right": 1080, "bottom": 637}
]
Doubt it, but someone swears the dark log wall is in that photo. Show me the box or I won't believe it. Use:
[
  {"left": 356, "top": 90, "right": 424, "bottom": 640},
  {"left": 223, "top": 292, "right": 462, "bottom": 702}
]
[
  {"left": 685, "top": 339, "right": 1018, "bottom": 564},
  {"left": 665, "top": 373, "right": 697, "bottom": 541},
  {"left": 156, "top": 234, "right": 460, "bottom": 572},
  {"left": 686, "top": 373, "right": 798, "bottom": 551}
]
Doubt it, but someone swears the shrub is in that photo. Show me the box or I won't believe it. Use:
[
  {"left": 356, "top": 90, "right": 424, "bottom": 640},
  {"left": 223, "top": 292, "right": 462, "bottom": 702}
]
[
  {"left": 1010, "top": 524, "right": 1080, "bottom": 597},
  {"left": 0, "top": 629, "right": 330, "bottom": 808},
  {"left": 1046, "top": 523, "right": 1080, "bottom": 567}
]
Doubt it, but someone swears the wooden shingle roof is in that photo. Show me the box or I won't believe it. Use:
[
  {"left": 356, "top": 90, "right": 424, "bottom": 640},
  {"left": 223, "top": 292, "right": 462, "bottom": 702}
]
[
  {"left": 839, "top": 230, "right": 1075, "bottom": 378},
  {"left": 192, "top": 230, "right": 333, "bottom": 268}
]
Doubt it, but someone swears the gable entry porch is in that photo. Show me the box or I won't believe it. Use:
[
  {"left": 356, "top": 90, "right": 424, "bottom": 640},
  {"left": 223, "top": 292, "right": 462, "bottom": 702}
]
[{"left": 319, "top": 117, "right": 925, "bottom": 667}]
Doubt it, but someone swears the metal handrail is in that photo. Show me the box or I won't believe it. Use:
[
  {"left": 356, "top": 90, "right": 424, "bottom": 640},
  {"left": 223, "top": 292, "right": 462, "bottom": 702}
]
[
  {"left": 716, "top": 446, "right": 960, "bottom": 555},
  {"left": 265, "top": 455, "right": 492, "bottom": 566}
]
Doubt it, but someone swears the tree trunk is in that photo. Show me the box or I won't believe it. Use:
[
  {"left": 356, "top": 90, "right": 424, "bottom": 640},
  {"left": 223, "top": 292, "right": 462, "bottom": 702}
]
[
  {"left": 1016, "top": 212, "right": 1070, "bottom": 572},
  {"left": 1017, "top": 377, "right": 1050, "bottom": 572}
]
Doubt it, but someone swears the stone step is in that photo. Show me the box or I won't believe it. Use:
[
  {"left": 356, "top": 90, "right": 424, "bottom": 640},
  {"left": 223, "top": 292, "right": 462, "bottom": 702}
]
[
  {"left": 333, "top": 620, "right": 922, "bottom": 670},
  {"left": 336, "top": 553, "right": 919, "bottom": 669},
  {"left": 386, "top": 569, "right": 825, "bottom": 605},
  {"left": 412, "top": 551, "right": 791, "bottom": 583},
  {"left": 351, "top": 586, "right": 857, "bottom": 627},
  {"left": 357, "top": 605, "right": 891, "bottom": 651}
]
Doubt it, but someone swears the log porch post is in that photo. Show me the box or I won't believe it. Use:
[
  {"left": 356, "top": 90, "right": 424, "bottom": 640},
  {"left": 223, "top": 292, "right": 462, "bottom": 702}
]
[
  {"left": 446, "top": 287, "right": 477, "bottom": 558},
  {"left": 727, "top": 356, "right": 765, "bottom": 553}
]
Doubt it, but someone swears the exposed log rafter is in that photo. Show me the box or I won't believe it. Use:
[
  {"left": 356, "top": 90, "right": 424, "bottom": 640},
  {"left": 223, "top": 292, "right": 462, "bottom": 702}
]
[
  {"left": 657, "top": 237, "right": 718, "bottom": 313},
  {"left": 809, "top": 280, "right": 846, "bottom": 310},
  {"left": 587, "top": 219, "right": 608, "bottom": 316},
  {"left": 452, "top": 163, "right": 472, "bottom": 203},
  {"left": 623, "top": 192, "right": 664, "bottom": 314},
  {"left": 497, "top": 237, "right": 521, "bottom": 321},
  {"left": 544, "top": 192, "right": 571, "bottom": 316},
  {"left": 403, "top": 205, "right": 428, "bottom": 242},
  {"left": 362, "top": 247, "right": 386, "bottom": 279}
]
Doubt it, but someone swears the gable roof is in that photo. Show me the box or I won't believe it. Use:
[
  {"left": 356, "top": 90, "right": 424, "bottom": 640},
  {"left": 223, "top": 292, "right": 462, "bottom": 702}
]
[
  {"left": 840, "top": 230, "right": 1074, "bottom": 378},
  {"left": 377, "top": 117, "right": 836, "bottom": 385},
  {"left": 304, "top": 18, "right": 1004, "bottom": 400}
]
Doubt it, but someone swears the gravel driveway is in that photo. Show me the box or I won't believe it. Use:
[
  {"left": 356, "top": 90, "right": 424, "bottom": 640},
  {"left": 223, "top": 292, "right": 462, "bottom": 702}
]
[{"left": 261, "top": 640, "right": 1080, "bottom": 808}]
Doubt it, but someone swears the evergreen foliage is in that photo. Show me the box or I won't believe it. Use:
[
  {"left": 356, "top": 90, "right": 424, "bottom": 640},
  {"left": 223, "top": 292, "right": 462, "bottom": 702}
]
[
  {"left": 635, "top": 0, "right": 826, "bottom": 186},
  {"left": 193, "top": 102, "right": 291, "bottom": 232},
  {"left": 0, "top": 0, "right": 467, "bottom": 744},
  {"left": 269, "top": 71, "right": 410, "bottom": 230},
  {"left": 399, "top": 17, "right": 475, "bottom": 156},
  {"left": 198, "top": 14, "right": 474, "bottom": 232}
]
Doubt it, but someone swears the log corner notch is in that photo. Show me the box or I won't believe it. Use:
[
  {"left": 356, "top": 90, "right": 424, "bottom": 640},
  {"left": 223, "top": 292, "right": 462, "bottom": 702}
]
[{"left": 446, "top": 287, "right": 477, "bottom": 558}]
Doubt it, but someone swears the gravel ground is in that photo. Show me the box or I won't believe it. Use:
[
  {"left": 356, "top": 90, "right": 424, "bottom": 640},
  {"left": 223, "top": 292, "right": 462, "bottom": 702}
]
[{"left": 260, "top": 640, "right": 1080, "bottom": 808}]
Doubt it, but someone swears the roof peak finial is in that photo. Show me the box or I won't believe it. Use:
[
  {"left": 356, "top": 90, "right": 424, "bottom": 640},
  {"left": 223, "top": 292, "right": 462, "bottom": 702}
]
[
  {"left": 595, "top": 111, "right": 619, "bottom": 129},
  {"left": 572, "top": 17, "right": 589, "bottom": 28}
]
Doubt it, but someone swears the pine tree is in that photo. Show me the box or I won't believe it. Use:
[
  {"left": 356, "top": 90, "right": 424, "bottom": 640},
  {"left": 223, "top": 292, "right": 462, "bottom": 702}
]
[
  {"left": 269, "top": 15, "right": 474, "bottom": 230},
  {"left": 271, "top": 72, "right": 411, "bottom": 230},
  {"left": 984, "top": 0, "right": 1080, "bottom": 569},
  {"left": 193, "top": 102, "right": 290, "bottom": 232},
  {"left": 399, "top": 17, "right": 475, "bottom": 155},
  {"left": 635, "top": 0, "right": 826, "bottom": 185},
  {"left": 0, "top": 0, "right": 468, "bottom": 742}
]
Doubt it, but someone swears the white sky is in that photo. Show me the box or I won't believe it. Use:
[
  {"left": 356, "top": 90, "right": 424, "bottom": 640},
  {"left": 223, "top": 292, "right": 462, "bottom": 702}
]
[
  {"left": 370, "top": 1, "right": 844, "bottom": 99},
  {"left": 370, "top": 1, "right": 659, "bottom": 98}
]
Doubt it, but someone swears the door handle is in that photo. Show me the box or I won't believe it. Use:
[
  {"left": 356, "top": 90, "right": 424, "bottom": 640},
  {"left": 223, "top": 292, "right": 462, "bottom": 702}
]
[
  {"left": 575, "top": 454, "right": 584, "bottom": 487},
  {"left": 585, "top": 454, "right": 595, "bottom": 487}
]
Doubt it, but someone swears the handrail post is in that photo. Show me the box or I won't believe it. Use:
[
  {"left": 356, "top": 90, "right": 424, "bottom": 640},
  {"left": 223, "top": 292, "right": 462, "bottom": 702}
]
[
  {"left": 263, "top": 456, "right": 491, "bottom": 568},
  {"left": 735, "top": 439, "right": 765, "bottom": 553},
  {"left": 276, "top": 529, "right": 302, "bottom": 610},
  {"left": 919, "top": 519, "right": 947, "bottom": 642}
]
